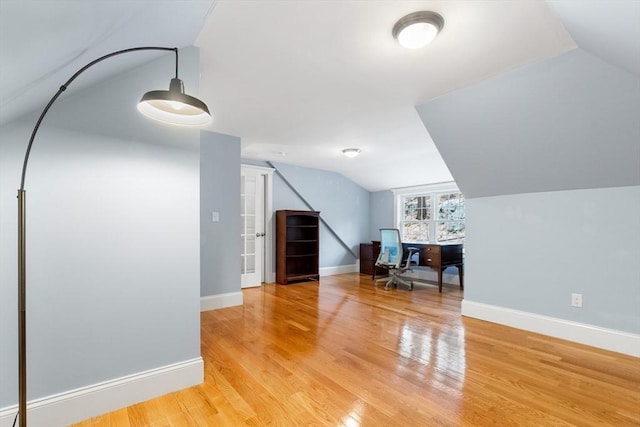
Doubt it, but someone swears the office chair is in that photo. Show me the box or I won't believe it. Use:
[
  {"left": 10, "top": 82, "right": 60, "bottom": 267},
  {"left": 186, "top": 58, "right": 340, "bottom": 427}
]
[{"left": 375, "top": 228, "right": 418, "bottom": 290}]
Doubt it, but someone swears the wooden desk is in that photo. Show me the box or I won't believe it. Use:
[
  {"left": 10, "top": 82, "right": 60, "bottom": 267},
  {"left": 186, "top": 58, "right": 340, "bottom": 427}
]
[
  {"left": 405, "top": 243, "right": 463, "bottom": 293},
  {"left": 361, "top": 241, "right": 463, "bottom": 292},
  {"left": 359, "top": 241, "right": 386, "bottom": 279}
]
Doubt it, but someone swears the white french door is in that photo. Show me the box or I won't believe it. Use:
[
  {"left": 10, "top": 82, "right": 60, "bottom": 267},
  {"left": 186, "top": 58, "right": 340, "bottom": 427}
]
[{"left": 240, "top": 165, "right": 274, "bottom": 288}]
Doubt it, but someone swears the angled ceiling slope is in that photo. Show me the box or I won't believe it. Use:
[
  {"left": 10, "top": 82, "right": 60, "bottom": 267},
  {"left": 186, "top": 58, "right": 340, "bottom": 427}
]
[
  {"left": 416, "top": 0, "right": 640, "bottom": 199},
  {"left": 417, "top": 48, "right": 640, "bottom": 199},
  {"left": 547, "top": 0, "right": 640, "bottom": 76}
]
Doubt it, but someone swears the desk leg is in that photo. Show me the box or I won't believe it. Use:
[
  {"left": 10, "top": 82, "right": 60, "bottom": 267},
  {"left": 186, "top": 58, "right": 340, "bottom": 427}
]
[
  {"left": 458, "top": 264, "right": 464, "bottom": 290},
  {"left": 438, "top": 268, "right": 443, "bottom": 293}
]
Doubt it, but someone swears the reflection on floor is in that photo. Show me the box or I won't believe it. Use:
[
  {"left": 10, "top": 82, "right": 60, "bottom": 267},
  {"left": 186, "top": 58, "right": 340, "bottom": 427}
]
[{"left": 74, "top": 274, "right": 640, "bottom": 426}]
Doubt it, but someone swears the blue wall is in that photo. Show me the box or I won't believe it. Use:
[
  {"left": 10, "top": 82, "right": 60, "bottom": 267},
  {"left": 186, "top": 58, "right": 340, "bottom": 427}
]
[
  {"left": 416, "top": 48, "right": 640, "bottom": 337},
  {"left": 0, "top": 49, "right": 202, "bottom": 408},
  {"left": 242, "top": 160, "right": 370, "bottom": 269},
  {"left": 369, "top": 190, "right": 394, "bottom": 241},
  {"left": 464, "top": 187, "right": 640, "bottom": 334},
  {"left": 201, "top": 132, "right": 241, "bottom": 296}
]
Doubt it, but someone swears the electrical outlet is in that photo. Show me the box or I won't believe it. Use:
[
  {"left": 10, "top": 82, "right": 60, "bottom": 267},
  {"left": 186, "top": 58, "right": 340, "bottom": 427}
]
[
  {"left": 211, "top": 211, "right": 220, "bottom": 222},
  {"left": 571, "top": 293, "right": 583, "bottom": 308}
]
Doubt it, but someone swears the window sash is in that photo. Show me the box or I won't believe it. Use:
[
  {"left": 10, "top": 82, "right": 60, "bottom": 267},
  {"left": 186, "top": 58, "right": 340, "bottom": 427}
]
[{"left": 397, "top": 188, "right": 465, "bottom": 244}]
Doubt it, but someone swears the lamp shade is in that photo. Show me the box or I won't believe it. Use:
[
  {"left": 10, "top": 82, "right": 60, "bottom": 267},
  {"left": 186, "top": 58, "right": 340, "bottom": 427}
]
[{"left": 138, "top": 78, "right": 211, "bottom": 126}]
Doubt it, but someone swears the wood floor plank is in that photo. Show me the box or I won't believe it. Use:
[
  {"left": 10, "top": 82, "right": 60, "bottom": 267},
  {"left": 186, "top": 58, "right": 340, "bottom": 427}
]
[{"left": 73, "top": 274, "right": 640, "bottom": 426}]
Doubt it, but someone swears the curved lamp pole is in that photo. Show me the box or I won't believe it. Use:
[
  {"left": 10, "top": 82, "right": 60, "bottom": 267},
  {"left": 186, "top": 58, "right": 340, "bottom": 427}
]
[{"left": 16, "top": 46, "right": 210, "bottom": 427}]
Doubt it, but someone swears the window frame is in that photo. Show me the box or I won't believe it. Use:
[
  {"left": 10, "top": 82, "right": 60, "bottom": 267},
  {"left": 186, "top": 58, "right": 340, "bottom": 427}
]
[{"left": 392, "top": 182, "right": 465, "bottom": 244}]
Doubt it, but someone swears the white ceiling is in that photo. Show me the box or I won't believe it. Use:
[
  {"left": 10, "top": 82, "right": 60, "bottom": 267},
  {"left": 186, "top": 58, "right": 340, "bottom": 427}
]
[
  {"left": 1, "top": 1, "right": 637, "bottom": 192},
  {"left": 196, "top": 0, "right": 574, "bottom": 191}
]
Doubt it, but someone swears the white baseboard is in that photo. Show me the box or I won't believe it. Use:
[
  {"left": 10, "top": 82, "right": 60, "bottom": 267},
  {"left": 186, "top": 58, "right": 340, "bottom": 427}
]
[
  {"left": 0, "top": 357, "right": 203, "bottom": 427},
  {"left": 265, "top": 264, "right": 358, "bottom": 281},
  {"left": 200, "top": 291, "right": 243, "bottom": 312},
  {"left": 462, "top": 300, "right": 640, "bottom": 357},
  {"left": 319, "top": 263, "right": 358, "bottom": 277}
]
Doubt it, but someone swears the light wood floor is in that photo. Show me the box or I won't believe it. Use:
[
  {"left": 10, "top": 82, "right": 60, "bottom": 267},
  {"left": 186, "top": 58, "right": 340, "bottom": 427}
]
[{"left": 75, "top": 274, "right": 640, "bottom": 426}]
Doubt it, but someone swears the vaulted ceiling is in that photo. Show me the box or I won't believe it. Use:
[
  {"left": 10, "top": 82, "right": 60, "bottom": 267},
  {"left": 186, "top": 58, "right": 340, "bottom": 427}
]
[{"left": 1, "top": 0, "right": 638, "bottom": 192}]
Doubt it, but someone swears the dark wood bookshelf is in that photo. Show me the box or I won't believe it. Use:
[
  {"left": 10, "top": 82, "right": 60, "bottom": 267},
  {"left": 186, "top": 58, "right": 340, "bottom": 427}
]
[{"left": 276, "top": 210, "right": 320, "bottom": 284}]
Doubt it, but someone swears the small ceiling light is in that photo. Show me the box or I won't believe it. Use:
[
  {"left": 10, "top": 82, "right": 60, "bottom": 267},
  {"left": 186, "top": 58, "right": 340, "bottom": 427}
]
[
  {"left": 392, "top": 11, "right": 444, "bottom": 49},
  {"left": 342, "top": 148, "right": 361, "bottom": 158},
  {"left": 138, "top": 78, "right": 211, "bottom": 126}
]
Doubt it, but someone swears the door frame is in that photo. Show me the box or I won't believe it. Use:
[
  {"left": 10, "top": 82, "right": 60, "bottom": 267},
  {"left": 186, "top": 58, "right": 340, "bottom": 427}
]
[{"left": 241, "top": 164, "right": 275, "bottom": 284}]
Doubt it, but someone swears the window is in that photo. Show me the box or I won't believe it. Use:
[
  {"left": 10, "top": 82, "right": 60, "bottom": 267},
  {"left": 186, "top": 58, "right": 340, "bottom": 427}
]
[
  {"left": 394, "top": 183, "right": 465, "bottom": 244},
  {"left": 435, "top": 192, "right": 465, "bottom": 244},
  {"left": 401, "top": 195, "right": 432, "bottom": 242}
]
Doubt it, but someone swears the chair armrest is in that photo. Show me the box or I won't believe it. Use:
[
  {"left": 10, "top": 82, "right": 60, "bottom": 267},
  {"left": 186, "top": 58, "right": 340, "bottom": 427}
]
[
  {"left": 403, "top": 247, "right": 420, "bottom": 268},
  {"left": 375, "top": 249, "right": 389, "bottom": 266}
]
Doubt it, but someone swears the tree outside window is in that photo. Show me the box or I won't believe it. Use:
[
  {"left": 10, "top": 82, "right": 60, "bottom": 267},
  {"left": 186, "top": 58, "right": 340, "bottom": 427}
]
[
  {"left": 436, "top": 192, "right": 465, "bottom": 243},
  {"left": 402, "top": 195, "right": 431, "bottom": 242},
  {"left": 399, "top": 190, "right": 465, "bottom": 244}
]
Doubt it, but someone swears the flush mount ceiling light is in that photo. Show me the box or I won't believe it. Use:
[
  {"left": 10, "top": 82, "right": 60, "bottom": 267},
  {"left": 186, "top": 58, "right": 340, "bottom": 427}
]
[
  {"left": 342, "top": 148, "right": 361, "bottom": 158},
  {"left": 392, "top": 11, "right": 444, "bottom": 49}
]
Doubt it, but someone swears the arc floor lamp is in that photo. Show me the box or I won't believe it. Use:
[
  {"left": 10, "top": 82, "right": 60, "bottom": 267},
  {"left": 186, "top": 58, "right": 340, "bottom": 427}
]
[{"left": 15, "top": 46, "right": 211, "bottom": 427}]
